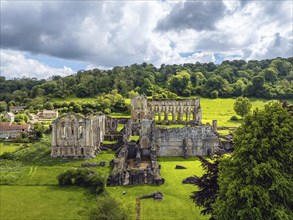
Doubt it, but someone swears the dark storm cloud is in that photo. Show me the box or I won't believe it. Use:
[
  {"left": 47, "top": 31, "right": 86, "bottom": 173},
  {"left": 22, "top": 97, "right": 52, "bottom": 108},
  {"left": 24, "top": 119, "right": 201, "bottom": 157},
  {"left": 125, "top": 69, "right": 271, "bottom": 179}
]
[
  {"left": 156, "top": 1, "right": 226, "bottom": 31},
  {"left": 0, "top": 1, "right": 123, "bottom": 61}
]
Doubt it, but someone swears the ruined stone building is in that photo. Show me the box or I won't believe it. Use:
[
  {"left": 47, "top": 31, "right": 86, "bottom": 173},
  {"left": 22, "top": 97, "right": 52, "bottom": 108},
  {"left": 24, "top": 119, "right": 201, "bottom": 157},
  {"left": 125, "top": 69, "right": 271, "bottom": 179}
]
[
  {"left": 131, "top": 95, "right": 202, "bottom": 124},
  {"left": 51, "top": 113, "right": 107, "bottom": 158},
  {"left": 51, "top": 95, "right": 220, "bottom": 186},
  {"left": 129, "top": 95, "right": 218, "bottom": 157},
  {"left": 107, "top": 96, "right": 219, "bottom": 186}
]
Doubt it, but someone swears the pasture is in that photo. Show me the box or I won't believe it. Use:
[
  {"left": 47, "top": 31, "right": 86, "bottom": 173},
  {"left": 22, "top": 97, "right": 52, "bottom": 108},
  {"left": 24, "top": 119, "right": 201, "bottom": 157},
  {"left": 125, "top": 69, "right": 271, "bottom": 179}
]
[
  {"left": 0, "top": 145, "right": 208, "bottom": 220},
  {"left": 0, "top": 186, "right": 96, "bottom": 220},
  {"left": 108, "top": 156, "right": 208, "bottom": 220},
  {"left": 0, "top": 142, "right": 23, "bottom": 155}
]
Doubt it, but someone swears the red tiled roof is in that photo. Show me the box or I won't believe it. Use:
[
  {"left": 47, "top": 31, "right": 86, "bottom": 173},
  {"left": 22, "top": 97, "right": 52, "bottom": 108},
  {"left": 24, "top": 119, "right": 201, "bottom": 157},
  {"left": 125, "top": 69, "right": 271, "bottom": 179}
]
[{"left": 0, "top": 122, "right": 30, "bottom": 131}]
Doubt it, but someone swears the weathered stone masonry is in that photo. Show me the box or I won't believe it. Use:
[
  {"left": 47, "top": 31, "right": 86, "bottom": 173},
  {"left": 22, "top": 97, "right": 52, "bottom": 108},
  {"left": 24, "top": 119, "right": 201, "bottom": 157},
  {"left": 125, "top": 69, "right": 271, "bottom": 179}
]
[
  {"left": 51, "top": 113, "right": 107, "bottom": 158},
  {"left": 153, "top": 126, "right": 218, "bottom": 157},
  {"left": 51, "top": 95, "right": 220, "bottom": 186},
  {"left": 131, "top": 95, "right": 202, "bottom": 124}
]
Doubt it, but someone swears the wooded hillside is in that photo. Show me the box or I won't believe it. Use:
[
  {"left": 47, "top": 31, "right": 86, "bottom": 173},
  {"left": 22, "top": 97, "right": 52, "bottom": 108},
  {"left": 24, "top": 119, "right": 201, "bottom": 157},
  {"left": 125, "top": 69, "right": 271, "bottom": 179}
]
[{"left": 1, "top": 57, "right": 292, "bottom": 103}]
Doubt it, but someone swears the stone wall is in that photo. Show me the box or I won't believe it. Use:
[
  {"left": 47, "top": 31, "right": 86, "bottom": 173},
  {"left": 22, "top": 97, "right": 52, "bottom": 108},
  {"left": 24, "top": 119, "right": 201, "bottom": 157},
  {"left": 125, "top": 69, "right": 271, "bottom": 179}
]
[
  {"left": 131, "top": 95, "right": 202, "bottom": 124},
  {"left": 153, "top": 126, "right": 219, "bottom": 157},
  {"left": 51, "top": 113, "right": 107, "bottom": 158}
]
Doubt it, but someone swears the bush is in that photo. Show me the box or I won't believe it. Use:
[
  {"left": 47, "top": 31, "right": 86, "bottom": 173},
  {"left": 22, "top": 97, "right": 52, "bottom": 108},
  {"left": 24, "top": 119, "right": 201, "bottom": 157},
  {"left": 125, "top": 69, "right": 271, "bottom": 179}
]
[
  {"left": 230, "top": 115, "right": 238, "bottom": 121},
  {"left": 57, "top": 168, "right": 105, "bottom": 194},
  {"left": 90, "top": 196, "right": 130, "bottom": 220},
  {"left": 210, "top": 90, "right": 219, "bottom": 99}
]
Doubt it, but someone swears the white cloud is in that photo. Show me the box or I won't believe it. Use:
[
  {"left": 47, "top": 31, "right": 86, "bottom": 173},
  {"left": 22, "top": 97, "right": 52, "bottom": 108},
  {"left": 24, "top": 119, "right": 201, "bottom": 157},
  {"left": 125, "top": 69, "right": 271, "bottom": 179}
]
[
  {"left": 0, "top": 50, "right": 74, "bottom": 79},
  {"left": 0, "top": 0, "right": 292, "bottom": 79}
]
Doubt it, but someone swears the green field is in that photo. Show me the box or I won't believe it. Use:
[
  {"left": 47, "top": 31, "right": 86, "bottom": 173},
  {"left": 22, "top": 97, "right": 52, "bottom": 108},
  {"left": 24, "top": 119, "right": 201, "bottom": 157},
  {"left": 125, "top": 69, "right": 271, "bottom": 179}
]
[
  {"left": 0, "top": 186, "right": 96, "bottom": 220},
  {"left": 108, "top": 157, "right": 208, "bottom": 220},
  {"left": 0, "top": 143, "right": 23, "bottom": 155},
  {"left": 0, "top": 147, "right": 208, "bottom": 220},
  {"left": 200, "top": 97, "right": 269, "bottom": 127}
]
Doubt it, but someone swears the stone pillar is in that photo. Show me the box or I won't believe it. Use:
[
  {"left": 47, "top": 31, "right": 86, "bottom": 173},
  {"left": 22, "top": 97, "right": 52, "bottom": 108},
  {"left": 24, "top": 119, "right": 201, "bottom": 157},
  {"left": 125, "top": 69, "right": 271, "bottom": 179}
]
[
  {"left": 212, "top": 120, "right": 217, "bottom": 131},
  {"left": 172, "top": 111, "right": 176, "bottom": 122},
  {"left": 186, "top": 112, "right": 190, "bottom": 121},
  {"left": 164, "top": 111, "right": 168, "bottom": 121},
  {"left": 158, "top": 112, "right": 161, "bottom": 121},
  {"left": 51, "top": 123, "right": 56, "bottom": 146}
]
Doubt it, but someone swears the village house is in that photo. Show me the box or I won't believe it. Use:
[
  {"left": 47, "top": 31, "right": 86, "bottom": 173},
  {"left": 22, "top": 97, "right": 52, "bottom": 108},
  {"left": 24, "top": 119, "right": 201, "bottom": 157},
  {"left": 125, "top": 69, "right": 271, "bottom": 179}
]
[
  {"left": 0, "top": 122, "right": 30, "bottom": 139},
  {"left": 3, "top": 112, "right": 15, "bottom": 122},
  {"left": 37, "top": 109, "right": 59, "bottom": 120},
  {"left": 10, "top": 106, "right": 27, "bottom": 113}
]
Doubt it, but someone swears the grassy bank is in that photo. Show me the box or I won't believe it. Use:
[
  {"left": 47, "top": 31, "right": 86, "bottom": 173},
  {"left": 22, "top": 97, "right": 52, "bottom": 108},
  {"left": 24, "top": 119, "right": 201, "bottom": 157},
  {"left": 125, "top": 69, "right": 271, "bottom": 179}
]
[
  {"left": 0, "top": 143, "right": 23, "bottom": 155},
  {"left": 0, "top": 186, "right": 96, "bottom": 220},
  {"left": 1, "top": 146, "right": 208, "bottom": 220}
]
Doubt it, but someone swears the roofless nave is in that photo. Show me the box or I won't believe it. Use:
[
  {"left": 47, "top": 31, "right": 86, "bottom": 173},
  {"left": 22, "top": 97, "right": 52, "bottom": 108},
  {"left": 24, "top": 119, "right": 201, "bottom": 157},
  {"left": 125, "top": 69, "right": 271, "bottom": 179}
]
[{"left": 51, "top": 95, "right": 220, "bottom": 186}]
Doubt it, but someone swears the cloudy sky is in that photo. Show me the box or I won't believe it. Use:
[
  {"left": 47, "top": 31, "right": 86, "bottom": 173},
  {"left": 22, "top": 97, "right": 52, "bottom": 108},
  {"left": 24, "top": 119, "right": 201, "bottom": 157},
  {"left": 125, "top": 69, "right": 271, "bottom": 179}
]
[{"left": 1, "top": 0, "right": 292, "bottom": 79}]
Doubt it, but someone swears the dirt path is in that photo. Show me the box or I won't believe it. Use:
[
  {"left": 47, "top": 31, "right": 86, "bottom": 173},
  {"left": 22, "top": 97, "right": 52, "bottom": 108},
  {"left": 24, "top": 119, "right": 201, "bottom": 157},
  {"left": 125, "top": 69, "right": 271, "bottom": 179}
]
[{"left": 136, "top": 197, "right": 140, "bottom": 220}]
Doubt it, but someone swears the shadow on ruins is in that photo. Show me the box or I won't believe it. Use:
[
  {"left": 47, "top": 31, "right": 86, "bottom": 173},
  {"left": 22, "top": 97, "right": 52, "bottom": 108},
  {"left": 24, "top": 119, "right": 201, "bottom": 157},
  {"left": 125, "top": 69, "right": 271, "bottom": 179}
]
[{"left": 51, "top": 95, "right": 233, "bottom": 186}]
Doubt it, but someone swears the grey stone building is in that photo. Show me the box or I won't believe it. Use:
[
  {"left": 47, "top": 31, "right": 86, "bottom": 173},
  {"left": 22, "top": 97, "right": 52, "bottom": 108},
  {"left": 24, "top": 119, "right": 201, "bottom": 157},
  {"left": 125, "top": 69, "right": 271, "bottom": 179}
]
[
  {"left": 51, "top": 113, "right": 107, "bottom": 158},
  {"left": 131, "top": 95, "right": 202, "bottom": 124},
  {"left": 51, "top": 96, "right": 220, "bottom": 186}
]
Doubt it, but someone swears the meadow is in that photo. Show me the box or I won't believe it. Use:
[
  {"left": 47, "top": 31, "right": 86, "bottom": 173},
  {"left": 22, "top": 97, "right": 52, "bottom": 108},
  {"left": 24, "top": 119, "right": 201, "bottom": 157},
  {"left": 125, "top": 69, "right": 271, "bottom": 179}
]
[
  {"left": 0, "top": 186, "right": 96, "bottom": 220},
  {"left": 0, "top": 143, "right": 208, "bottom": 220},
  {"left": 0, "top": 142, "right": 23, "bottom": 155},
  {"left": 107, "top": 157, "right": 208, "bottom": 220},
  {"left": 200, "top": 97, "right": 270, "bottom": 126}
]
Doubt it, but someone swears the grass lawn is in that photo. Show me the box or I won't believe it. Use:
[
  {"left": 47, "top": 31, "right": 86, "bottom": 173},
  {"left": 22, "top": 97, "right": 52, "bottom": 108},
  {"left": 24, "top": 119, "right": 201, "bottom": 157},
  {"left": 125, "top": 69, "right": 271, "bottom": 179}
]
[
  {"left": 110, "top": 112, "right": 131, "bottom": 118},
  {"left": 200, "top": 97, "right": 270, "bottom": 127},
  {"left": 129, "top": 135, "right": 140, "bottom": 141},
  {"left": 1, "top": 147, "right": 207, "bottom": 220},
  {"left": 117, "top": 123, "right": 125, "bottom": 131},
  {"left": 102, "top": 140, "right": 118, "bottom": 145},
  {"left": 0, "top": 186, "right": 96, "bottom": 220},
  {"left": 156, "top": 124, "right": 185, "bottom": 129},
  {"left": 108, "top": 156, "right": 208, "bottom": 220},
  {"left": 0, "top": 142, "right": 23, "bottom": 155},
  {"left": 53, "top": 96, "right": 98, "bottom": 104},
  {"left": 0, "top": 151, "right": 116, "bottom": 220}
]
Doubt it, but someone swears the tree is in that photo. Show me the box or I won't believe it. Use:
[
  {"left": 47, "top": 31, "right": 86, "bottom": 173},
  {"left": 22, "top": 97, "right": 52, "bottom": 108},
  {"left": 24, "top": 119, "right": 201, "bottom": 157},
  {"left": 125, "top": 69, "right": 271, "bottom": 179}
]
[
  {"left": 210, "top": 90, "right": 218, "bottom": 99},
  {"left": 168, "top": 70, "right": 191, "bottom": 96},
  {"left": 13, "top": 114, "right": 29, "bottom": 124},
  {"left": 233, "top": 97, "right": 252, "bottom": 118},
  {"left": 213, "top": 102, "right": 293, "bottom": 220},
  {"left": 0, "top": 102, "right": 7, "bottom": 112},
  {"left": 263, "top": 67, "right": 278, "bottom": 82},
  {"left": 44, "top": 102, "right": 54, "bottom": 110},
  {"left": 33, "top": 122, "right": 47, "bottom": 138},
  {"left": 191, "top": 155, "right": 220, "bottom": 217}
]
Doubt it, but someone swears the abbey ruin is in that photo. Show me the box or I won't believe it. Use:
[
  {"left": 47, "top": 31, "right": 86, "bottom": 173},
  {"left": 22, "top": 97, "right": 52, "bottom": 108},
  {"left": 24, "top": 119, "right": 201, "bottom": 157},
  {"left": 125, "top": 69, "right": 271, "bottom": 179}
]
[
  {"left": 51, "top": 95, "right": 220, "bottom": 186},
  {"left": 51, "top": 113, "right": 109, "bottom": 158}
]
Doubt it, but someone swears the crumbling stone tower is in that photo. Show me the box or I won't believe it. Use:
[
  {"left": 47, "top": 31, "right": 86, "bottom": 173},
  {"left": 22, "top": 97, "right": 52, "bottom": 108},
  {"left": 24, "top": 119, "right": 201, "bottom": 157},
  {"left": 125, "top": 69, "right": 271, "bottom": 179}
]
[
  {"left": 131, "top": 94, "right": 148, "bottom": 122},
  {"left": 51, "top": 113, "right": 107, "bottom": 158}
]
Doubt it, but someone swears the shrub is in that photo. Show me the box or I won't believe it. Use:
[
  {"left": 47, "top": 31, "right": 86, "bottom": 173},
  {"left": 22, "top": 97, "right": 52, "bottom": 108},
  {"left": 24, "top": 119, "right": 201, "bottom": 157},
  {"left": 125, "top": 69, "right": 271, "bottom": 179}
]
[
  {"left": 210, "top": 90, "right": 218, "bottom": 99},
  {"left": 57, "top": 168, "right": 105, "bottom": 194},
  {"left": 230, "top": 115, "right": 238, "bottom": 121},
  {"left": 90, "top": 196, "right": 130, "bottom": 220}
]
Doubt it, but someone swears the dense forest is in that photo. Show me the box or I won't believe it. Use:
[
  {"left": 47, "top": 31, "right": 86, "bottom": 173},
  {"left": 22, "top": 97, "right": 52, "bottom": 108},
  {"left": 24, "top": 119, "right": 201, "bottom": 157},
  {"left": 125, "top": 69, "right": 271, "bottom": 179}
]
[{"left": 0, "top": 57, "right": 292, "bottom": 111}]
